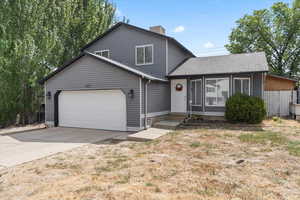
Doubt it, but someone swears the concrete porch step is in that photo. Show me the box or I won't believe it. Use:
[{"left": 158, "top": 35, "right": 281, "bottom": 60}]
[
  {"left": 165, "top": 114, "right": 187, "bottom": 121},
  {"left": 127, "top": 128, "right": 170, "bottom": 141},
  {"left": 152, "top": 120, "right": 182, "bottom": 130}
]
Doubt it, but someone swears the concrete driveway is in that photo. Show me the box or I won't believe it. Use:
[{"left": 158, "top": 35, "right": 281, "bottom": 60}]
[{"left": 0, "top": 127, "right": 127, "bottom": 167}]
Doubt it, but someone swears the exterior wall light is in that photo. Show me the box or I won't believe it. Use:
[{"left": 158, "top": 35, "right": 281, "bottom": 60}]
[
  {"left": 46, "top": 91, "right": 52, "bottom": 100},
  {"left": 128, "top": 89, "right": 134, "bottom": 98}
]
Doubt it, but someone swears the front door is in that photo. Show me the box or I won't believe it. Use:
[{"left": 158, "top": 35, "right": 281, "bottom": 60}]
[{"left": 171, "top": 79, "right": 187, "bottom": 113}]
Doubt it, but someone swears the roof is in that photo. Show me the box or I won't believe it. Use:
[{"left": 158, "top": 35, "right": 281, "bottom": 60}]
[
  {"left": 80, "top": 22, "right": 195, "bottom": 57},
  {"left": 267, "top": 74, "right": 298, "bottom": 82},
  {"left": 39, "top": 52, "right": 168, "bottom": 84},
  {"left": 168, "top": 52, "right": 269, "bottom": 77}
]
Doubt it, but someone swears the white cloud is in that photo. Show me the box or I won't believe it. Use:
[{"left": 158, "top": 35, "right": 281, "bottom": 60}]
[
  {"left": 173, "top": 26, "right": 185, "bottom": 33},
  {"left": 203, "top": 42, "right": 215, "bottom": 49}
]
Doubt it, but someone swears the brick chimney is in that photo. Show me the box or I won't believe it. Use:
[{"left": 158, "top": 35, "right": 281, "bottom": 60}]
[{"left": 149, "top": 25, "right": 165, "bottom": 35}]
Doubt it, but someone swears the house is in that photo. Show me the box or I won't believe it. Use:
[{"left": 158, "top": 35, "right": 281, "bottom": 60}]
[{"left": 39, "top": 22, "right": 269, "bottom": 132}]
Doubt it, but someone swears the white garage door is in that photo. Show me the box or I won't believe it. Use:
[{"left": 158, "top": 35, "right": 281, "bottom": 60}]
[{"left": 59, "top": 90, "right": 126, "bottom": 131}]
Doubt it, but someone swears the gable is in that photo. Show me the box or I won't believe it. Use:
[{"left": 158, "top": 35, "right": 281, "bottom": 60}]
[
  {"left": 81, "top": 23, "right": 194, "bottom": 57},
  {"left": 83, "top": 24, "right": 167, "bottom": 78}
]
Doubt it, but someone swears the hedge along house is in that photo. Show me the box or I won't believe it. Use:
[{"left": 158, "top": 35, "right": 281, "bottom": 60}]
[
  {"left": 40, "top": 22, "right": 269, "bottom": 132},
  {"left": 167, "top": 52, "right": 269, "bottom": 117}
]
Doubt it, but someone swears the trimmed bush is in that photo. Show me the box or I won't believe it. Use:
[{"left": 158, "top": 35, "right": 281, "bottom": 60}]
[{"left": 225, "top": 93, "right": 266, "bottom": 124}]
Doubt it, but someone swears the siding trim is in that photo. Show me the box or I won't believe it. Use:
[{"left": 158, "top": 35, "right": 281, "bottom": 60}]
[
  {"left": 251, "top": 73, "right": 254, "bottom": 95},
  {"left": 141, "top": 110, "right": 170, "bottom": 118},
  {"left": 54, "top": 90, "right": 62, "bottom": 127},
  {"left": 139, "top": 78, "right": 142, "bottom": 129},
  {"left": 166, "top": 39, "right": 169, "bottom": 74},
  {"left": 44, "top": 86, "right": 47, "bottom": 123},
  {"left": 127, "top": 127, "right": 142, "bottom": 131}
]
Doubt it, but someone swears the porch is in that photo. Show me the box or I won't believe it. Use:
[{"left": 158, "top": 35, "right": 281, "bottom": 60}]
[{"left": 170, "top": 72, "right": 265, "bottom": 117}]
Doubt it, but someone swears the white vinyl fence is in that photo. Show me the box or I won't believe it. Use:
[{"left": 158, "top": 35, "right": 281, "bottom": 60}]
[{"left": 264, "top": 90, "right": 297, "bottom": 117}]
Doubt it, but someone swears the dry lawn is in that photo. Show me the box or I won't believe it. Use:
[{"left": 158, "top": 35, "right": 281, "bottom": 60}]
[{"left": 0, "top": 119, "right": 300, "bottom": 200}]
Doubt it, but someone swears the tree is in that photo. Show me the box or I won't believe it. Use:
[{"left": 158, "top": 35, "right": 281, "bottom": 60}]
[
  {"left": 225, "top": 1, "right": 300, "bottom": 77},
  {"left": 0, "top": 0, "right": 117, "bottom": 126}
]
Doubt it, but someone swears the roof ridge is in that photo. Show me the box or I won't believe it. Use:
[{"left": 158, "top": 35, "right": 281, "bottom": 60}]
[{"left": 195, "top": 51, "right": 265, "bottom": 59}]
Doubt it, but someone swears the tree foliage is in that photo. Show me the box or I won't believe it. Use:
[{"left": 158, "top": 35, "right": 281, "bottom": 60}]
[
  {"left": 225, "top": 0, "right": 300, "bottom": 77},
  {"left": 0, "top": 0, "right": 117, "bottom": 126}
]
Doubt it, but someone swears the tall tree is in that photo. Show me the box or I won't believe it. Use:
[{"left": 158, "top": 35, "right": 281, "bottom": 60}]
[
  {"left": 225, "top": 1, "right": 300, "bottom": 77},
  {"left": 0, "top": 0, "right": 117, "bottom": 125}
]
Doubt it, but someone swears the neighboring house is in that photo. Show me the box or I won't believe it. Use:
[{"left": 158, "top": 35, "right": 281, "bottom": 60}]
[
  {"left": 263, "top": 74, "right": 298, "bottom": 117},
  {"left": 265, "top": 74, "right": 297, "bottom": 91},
  {"left": 39, "top": 22, "right": 269, "bottom": 132}
]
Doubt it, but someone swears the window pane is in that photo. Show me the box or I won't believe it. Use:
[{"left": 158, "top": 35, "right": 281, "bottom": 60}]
[
  {"left": 137, "top": 47, "right": 144, "bottom": 64},
  {"left": 145, "top": 46, "right": 153, "bottom": 64},
  {"left": 216, "top": 79, "right": 229, "bottom": 106},
  {"left": 234, "top": 79, "right": 241, "bottom": 94},
  {"left": 242, "top": 79, "right": 250, "bottom": 95},
  {"left": 95, "top": 51, "right": 101, "bottom": 56},
  {"left": 195, "top": 81, "right": 202, "bottom": 105},
  {"left": 206, "top": 79, "right": 217, "bottom": 106},
  {"left": 101, "top": 51, "right": 109, "bottom": 58},
  {"left": 205, "top": 78, "right": 229, "bottom": 106},
  {"left": 206, "top": 97, "right": 217, "bottom": 106}
]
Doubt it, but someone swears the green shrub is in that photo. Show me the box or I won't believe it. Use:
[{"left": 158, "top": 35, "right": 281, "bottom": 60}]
[{"left": 225, "top": 93, "right": 266, "bottom": 124}]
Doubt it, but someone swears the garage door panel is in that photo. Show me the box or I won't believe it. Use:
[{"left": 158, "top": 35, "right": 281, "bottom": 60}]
[{"left": 59, "top": 90, "right": 126, "bottom": 131}]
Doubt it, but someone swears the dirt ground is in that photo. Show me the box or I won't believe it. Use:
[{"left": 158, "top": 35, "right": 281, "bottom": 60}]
[{"left": 0, "top": 119, "right": 300, "bottom": 200}]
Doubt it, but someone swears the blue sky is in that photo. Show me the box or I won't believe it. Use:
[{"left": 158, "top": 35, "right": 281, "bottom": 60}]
[{"left": 111, "top": 0, "right": 292, "bottom": 57}]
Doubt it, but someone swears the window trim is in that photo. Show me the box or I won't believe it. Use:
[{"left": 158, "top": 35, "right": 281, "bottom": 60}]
[
  {"left": 205, "top": 77, "right": 229, "bottom": 107},
  {"left": 233, "top": 77, "right": 251, "bottom": 95},
  {"left": 135, "top": 44, "right": 154, "bottom": 66},
  {"left": 191, "top": 79, "right": 202, "bottom": 106},
  {"left": 94, "top": 49, "right": 110, "bottom": 58}
]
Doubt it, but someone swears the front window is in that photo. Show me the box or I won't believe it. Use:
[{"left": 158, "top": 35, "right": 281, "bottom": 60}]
[
  {"left": 234, "top": 78, "right": 250, "bottom": 95},
  {"left": 205, "top": 78, "right": 229, "bottom": 106},
  {"left": 191, "top": 79, "right": 202, "bottom": 105},
  {"left": 95, "top": 50, "right": 110, "bottom": 58},
  {"left": 135, "top": 44, "right": 153, "bottom": 65}
]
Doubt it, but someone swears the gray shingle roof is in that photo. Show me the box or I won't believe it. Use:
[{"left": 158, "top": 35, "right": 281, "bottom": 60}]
[{"left": 168, "top": 52, "right": 269, "bottom": 77}]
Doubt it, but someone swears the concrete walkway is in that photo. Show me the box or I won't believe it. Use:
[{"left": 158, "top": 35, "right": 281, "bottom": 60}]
[
  {"left": 128, "top": 128, "right": 171, "bottom": 141},
  {"left": 0, "top": 127, "right": 127, "bottom": 167}
]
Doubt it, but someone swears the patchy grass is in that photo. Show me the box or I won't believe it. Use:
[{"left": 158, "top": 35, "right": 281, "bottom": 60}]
[
  {"left": 287, "top": 141, "right": 300, "bottom": 156},
  {"left": 1, "top": 119, "right": 300, "bottom": 200},
  {"left": 190, "top": 142, "right": 201, "bottom": 148},
  {"left": 238, "top": 131, "right": 288, "bottom": 145},
  {"left": 239, "top": 131, "right": 300, "bottom": 157}
]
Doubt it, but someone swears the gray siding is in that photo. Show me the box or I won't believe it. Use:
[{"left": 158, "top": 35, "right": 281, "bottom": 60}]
[
  {"left": 85, "top": 25, "right": 167, "bottom": 79},
  {"left": 187, "top": 72, "right": 264, "bottom": 113},
  {"left": 141, "top": 80, "right": 171, "bottom": 114},
  {"left": 147, "top": 81, "right": 170, "bottom": 113},
  {"left": 45, "top": 55, "right": 141, "bottom": 128},
  {"left": 168, "top": 41, "right": 192, "bottom": 74}
]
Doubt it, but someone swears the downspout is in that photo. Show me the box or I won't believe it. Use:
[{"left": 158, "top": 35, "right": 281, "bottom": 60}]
[{"left": 144, "top": 79, "right": 151, "bottom": 129}]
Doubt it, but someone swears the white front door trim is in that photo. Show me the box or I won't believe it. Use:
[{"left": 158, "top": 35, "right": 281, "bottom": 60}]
[{"left": 171, "top": 79, "right": 187, "bottom": 113}]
